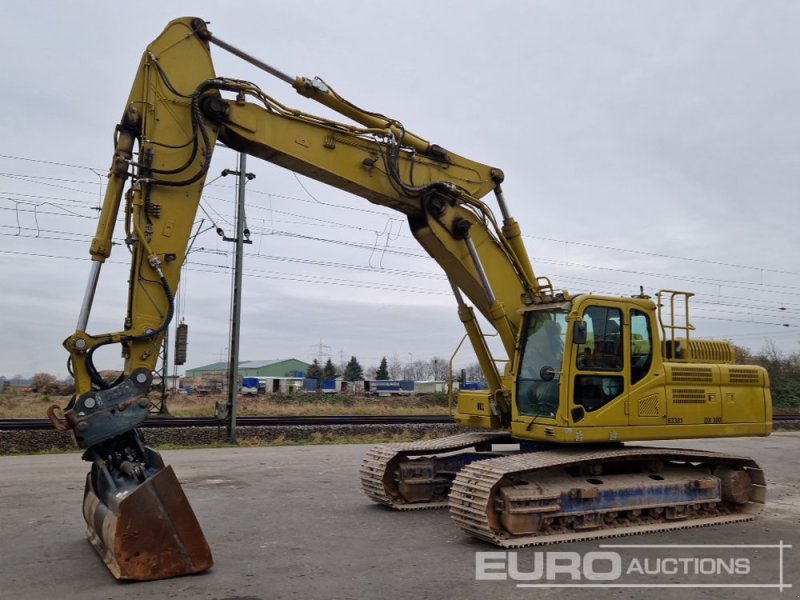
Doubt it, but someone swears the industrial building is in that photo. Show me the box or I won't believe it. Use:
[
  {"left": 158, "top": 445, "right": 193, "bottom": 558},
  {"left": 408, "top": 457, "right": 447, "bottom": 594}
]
[{"left": 185, "top": 359, "right": 310, "bottom": 379}]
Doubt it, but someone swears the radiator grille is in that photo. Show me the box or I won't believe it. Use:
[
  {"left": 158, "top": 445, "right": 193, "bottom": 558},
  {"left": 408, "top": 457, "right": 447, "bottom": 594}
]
[
  {"left": 671, "top": 389, "right": 706, "bottom": 404},
  {"left": 687, "top": 339, "right": 735, "bottom": 363},
  {"left": 728, "top": 368, "right": 760, "bottom": 385},
  {"left": 671, "top": 366, "right": 714, "bottom": 384}
]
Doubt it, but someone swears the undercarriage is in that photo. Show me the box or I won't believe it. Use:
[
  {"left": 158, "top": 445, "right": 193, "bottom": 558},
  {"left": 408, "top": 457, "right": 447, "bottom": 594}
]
[{"left": 361, "top": 434, "right": 765, "bottom": 546}]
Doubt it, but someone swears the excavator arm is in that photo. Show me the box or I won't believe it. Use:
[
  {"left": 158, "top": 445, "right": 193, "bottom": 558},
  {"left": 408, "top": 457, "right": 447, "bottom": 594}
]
[
  {"left": 58, "top": 16, "right": 557, "bottom": 446},
  {"left": 53, "top": 17, "right": 551, "bottom": 580}
]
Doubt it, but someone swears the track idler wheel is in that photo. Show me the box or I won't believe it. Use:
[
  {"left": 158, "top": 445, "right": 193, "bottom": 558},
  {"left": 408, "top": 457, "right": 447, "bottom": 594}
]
[{"left": 714, "top": 466, "right": 753, "bottom": 505}]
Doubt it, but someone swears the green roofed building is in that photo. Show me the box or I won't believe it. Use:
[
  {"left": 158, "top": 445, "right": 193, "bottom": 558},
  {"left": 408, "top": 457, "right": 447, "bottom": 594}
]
[{"left": 185, "top": 358, "right": 310, "bottom": 379}]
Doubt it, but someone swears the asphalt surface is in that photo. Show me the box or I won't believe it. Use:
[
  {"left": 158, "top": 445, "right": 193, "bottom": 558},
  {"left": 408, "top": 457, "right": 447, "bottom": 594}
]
[{"left": 0, "top": 434, "right": 797, "bottom": 600}]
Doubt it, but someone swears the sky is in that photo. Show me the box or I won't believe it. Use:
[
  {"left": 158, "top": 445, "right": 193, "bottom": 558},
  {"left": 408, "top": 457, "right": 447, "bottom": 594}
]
[{"left": 0, "top": 1, "right": 798, "bottom": 379}]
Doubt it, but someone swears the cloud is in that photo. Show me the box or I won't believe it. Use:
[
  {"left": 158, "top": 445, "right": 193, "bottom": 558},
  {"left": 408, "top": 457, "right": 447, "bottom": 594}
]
[{"left": 1, "top": 1, "right": 798, "bottom": 378}]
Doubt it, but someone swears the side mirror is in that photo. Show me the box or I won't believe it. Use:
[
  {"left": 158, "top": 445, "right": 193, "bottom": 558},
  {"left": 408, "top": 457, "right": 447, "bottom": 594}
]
[{"left": 572, "top": 320, "right": 587, "bottom": 345}]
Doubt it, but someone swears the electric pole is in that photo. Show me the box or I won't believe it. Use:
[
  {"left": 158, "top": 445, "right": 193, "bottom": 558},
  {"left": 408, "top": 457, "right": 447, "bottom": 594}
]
[
  {"left": 223, "top": 152, "right": 254, "bottom": 444},
  {"left": 311, "top": 338, "right": 331, "bottom": 364}
]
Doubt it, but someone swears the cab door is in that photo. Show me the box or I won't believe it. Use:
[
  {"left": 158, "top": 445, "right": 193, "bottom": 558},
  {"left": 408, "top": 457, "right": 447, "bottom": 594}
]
[{"left": 567, "top": 303, "right": 628, "bottom": 427}]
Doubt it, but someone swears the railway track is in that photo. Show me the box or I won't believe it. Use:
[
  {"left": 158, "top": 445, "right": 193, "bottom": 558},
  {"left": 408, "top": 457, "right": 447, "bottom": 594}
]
[
  {"left": 0, "top": 414, "right": 456, "bottom": 431},
  {"left": 2, "top": 415, "right": 797, "bottom": 431}
]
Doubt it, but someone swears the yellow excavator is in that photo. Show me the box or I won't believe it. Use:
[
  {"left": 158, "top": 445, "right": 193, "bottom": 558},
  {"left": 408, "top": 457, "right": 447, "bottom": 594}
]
[{"left": 51, "top": 17, "right": 771, "bottom": 581}]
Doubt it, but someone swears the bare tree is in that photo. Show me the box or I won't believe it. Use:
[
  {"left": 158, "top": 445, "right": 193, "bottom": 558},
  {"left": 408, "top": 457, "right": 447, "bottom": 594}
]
[
  {"left": 388, "top": 353, "right": 403, "bottom": 380},
  {"left": 463, "top": 362, "right": 485, "bottom": 382},
  {"left": 428, "top": 356, "right": 448, "bottom": 380},
  {"left": 31, "top": 373, "right": 61, "bottom": 395}
]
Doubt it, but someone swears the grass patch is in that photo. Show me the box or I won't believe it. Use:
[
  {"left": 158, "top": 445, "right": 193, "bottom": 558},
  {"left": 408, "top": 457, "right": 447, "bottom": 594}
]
[
  {"left": 5, "top": 391, "right": 452, "bottom": 418},
  {"left": 0, "top": 446, "right": 82, "bottom": 456},
  {"left": 152, "top": 430, "right": 438, "bottom": 451}
]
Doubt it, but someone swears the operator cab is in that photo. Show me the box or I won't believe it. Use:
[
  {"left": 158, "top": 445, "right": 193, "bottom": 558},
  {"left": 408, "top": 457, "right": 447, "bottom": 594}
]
[{"left": 514, "top": 298, "right": 648, "bottom": 423}]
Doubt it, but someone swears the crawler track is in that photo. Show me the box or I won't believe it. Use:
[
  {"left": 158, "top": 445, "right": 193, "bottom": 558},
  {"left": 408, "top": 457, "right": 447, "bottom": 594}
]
[
  {"left": 360, "top": 432, "right": 514, "bottom": 509},
  {"left": 448, "top": 446, "right": 765, "bottom": 547}
]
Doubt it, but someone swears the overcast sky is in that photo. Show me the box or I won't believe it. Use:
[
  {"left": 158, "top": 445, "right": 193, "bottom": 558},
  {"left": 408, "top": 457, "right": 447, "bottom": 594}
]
[{"left": 1, "top": 1, "right": 798, "bottom": 379}]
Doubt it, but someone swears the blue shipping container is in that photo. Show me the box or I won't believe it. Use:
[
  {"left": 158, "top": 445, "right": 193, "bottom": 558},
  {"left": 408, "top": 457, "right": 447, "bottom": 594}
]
[
  {"left": 375, "top": 381, "right": 401, "bottom": 393},
  {"left": 242, "top": 377, "right": 260, "bottom": 390},
  {"left": 461, "top": 381, "right": 488, "bottom": 390}
]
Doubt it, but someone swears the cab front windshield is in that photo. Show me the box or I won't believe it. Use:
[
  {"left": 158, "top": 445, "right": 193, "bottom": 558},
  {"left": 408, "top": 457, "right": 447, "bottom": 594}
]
[{"left": 516, "top": 308, "right": 568, "bottom": 418}]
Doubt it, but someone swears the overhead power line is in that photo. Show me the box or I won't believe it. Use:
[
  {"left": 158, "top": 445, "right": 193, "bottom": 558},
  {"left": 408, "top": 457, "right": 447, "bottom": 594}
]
[
  {"left": 2, "top": 207, "right": 799, "bottom": 321},
  {"left": 2, "top": 154, "right": 798, "bottom": 338},
  {"left": 0, "top": 153, "right": 104, "bottom": 171},
  {"left": 525, "top": 234, "right": 800, "bottom": 279},
  {"left": 1, "top": 153, "right": 795, "bottom": 281},
  {"left": 0, "top": 243, "right": 796, "bottom": 333}
]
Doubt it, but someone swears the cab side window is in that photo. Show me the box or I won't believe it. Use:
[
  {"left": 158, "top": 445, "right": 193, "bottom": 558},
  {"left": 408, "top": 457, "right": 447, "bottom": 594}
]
[
  {"left": 576, "top": 306, "right": 623, "bottom": 371},
  {"left": 630, "top": 309, "right": 653, "bottom": 384},
  {"left": 573, "top": 306, "right": 624, "bottom": 414}
]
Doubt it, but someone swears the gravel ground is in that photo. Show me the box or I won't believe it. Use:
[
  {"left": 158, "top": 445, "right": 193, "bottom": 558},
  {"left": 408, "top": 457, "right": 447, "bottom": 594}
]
[
  {"left": 2, "top": 421, "right": 797, "bottom": 454},
  {"left": 0, "top": 422, "right": 462, "bottom": 454}
]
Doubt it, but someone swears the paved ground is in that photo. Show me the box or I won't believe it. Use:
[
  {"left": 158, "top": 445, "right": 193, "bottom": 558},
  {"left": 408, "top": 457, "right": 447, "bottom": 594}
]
[{"left": 0, "top": 434, "right": 797, "bottom": 600}]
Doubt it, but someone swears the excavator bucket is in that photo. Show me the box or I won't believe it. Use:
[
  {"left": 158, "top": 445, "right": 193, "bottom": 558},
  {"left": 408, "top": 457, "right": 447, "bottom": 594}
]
[{"left": 83, "top": 465, "right": 213, "bottom": 581}]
